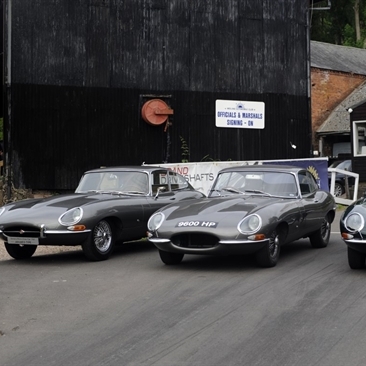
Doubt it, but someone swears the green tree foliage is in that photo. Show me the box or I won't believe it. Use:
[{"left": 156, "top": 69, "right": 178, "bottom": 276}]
[
  {"left": 310, "top": 0, "right": 366, "bottom": 48},
  {"left": 180, "top": 136, "right": 190, "bottom": 163}
]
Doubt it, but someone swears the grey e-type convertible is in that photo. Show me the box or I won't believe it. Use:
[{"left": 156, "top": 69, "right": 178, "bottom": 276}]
[
  {"left": 148, "top": 165, "right": 336, "bottom": 268},
  {"left": 0, "top": 166, "right": 205, "bottom": 261}
]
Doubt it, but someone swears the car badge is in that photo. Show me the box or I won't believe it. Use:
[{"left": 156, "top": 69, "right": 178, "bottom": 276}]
[{"left": 19, "top": 230, "right": 25, "bottom": 235}]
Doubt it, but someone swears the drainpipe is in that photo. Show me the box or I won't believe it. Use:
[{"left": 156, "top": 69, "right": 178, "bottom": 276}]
[{"left": 4, "top": 0, "right": 12, "bottom": 201}]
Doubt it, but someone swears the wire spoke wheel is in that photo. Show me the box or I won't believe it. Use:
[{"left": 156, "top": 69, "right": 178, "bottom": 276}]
[
  {"left": 310, "top": 215, "right": 331, "bottom": 248},
  {"left": 93, "top": 221, "right": 113, "bottom": 253},
  {"left": 268, "top": 231, "right": 280, "bottom": 259},
  {"left": 321, "top": 219, "right": 330, "bottom": 241},
  {"left": 82, "top": 220, "right": 115, "bottom": 261},
  {"left": 255, "top": 229, "right": 281, "bottom": 268}
]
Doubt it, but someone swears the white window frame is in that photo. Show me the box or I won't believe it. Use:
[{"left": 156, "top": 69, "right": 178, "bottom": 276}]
[{"left": 352, "top": 120, "right": 366, "bottom": 156}]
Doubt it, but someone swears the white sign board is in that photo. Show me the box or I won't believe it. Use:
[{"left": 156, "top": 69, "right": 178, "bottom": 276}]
[{"left": 215, "top": 99, "right": 265, "bottom": 129}]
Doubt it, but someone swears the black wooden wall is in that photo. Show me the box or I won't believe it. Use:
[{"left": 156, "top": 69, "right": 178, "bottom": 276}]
[
  {"left": 0, "top": 0, "right": 3, "bottom": 120},
  {"left": 4, "top": 0, "right": 311, "bottom": 190}
]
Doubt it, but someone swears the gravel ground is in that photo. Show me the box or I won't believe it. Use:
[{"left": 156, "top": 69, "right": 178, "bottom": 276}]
[{"left": 0, "top": 241, "right": 81, "bottom": 261}]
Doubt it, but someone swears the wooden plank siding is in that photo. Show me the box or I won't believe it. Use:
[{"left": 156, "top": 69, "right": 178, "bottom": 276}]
[
  {"left": 4, "top": 0, "right": 311, "bottom": 190},
  {"left": 351, "top": 102, "right": 366, "bottom": 181}
]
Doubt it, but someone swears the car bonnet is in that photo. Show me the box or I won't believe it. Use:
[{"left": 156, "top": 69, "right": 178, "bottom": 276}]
[
  {"left": 0, "top": 193, "right": 134, "bottom": 225},
  {"left": 161, "top": 195, "right": 283, "bottom": 222}
]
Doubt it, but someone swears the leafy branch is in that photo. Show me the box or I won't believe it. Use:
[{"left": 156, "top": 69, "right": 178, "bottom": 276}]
[{"left": 180, "top": 136, "right": 190, "bottom": 163}]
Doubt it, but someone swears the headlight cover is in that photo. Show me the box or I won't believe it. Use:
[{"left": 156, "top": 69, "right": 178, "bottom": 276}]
[
  {"left": 0, "top": 207, "right": 5, "bottom": 217},
  {"left": 344, "top": 212, "right": 364, "bottom": 232},
  {"left": 238, "top": 214, "right": 262, "bottom": 234},
  {"left": 59, "top": 208, "right": 83, "bottom": 226},
  {"left": 148, "top": 212, "right": 165, "bottom": 231}
]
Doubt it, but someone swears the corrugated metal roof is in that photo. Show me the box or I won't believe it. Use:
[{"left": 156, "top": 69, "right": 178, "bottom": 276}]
[{"left": 311, "top": 41, "right": 366, "bottom": 75}]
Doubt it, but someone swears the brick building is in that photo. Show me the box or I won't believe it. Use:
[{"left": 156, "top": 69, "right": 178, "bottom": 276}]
[{"left": 310, "top": 41, "right": 366, "bottom": 159}]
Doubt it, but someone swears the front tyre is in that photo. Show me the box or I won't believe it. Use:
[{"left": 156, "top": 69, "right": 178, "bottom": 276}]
[
  {"left": 82, "top": 220, "right": 114, "bottom": 261},
  {"left": 309, "top": 216, "right": 331, "bottom": 248},
  {"left": 159, "top": 250, "right": 184, "bottom": 265},
  {"left": 255, "top": 229, "right": 280, "bottom": 268},
  {"left": 4, "top": 243, "right": 37, "bottom": 259},
  {"left": 348, "top": 247, "right": 365, "bottom": 269}
]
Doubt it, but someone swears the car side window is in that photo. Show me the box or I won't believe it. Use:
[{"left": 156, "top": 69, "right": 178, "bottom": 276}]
[
  {"left": 169, "top": 171, "right": 189, "bottom": 190},
  {"left": 298, "top": 171, "right": 318, "bottom": 195},
  {"left": 307, "top": 171, "right": 319, "bottom": 192},
  {"left": 152, "top": 170, "right": 170, "bottom": 194}
]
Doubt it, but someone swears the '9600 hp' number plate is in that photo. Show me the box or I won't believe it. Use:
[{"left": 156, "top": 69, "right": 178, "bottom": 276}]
[{"left": 176, "top": 221, "right": 218, "bottom": 228}]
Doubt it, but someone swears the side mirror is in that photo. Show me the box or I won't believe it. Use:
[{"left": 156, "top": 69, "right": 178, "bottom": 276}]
[{"left": 154, "top": 186, "right": 167, "bottom": 200}]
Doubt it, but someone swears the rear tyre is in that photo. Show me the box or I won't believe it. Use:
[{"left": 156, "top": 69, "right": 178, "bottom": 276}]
[
  {"left": 159, "top": 250, "right": 184, "bottom": 265},
  {"left": 4, "top": 243, "right": 37, "bottom": 259},
  {"left": 82, "top": 220, "right": 115, "bottom": 261},
  {"left": 348, "top": 247, "right": 366, "bottom": 269},
  {"left": 309, "top": 216, "right": 331, "bottom": 248},
  {"left": 255, "top": 229, "right": 280, "bottom": 268}
]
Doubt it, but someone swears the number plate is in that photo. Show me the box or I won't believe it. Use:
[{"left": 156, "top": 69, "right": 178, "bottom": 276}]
[
  {"left": 7, "top": 237, "right": 39, "bottom": 245},
  {"left": 176, "top": 221, "right": 218, "bottom": 228}
]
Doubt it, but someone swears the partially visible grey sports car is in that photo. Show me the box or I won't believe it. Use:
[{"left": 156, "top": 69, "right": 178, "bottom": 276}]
[
  {"left": 0, "top": 166, "right": 205, "bottom": 261},
  {"left": 148, "top": 165, "right": 336, "bottom": 268},
  {"left": 340, "top": 194, "right": 366, "bottom": 269}
]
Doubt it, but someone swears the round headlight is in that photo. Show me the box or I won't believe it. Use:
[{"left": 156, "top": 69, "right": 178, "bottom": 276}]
[
  {"left": 238, "top": 214, "right": 262, "bottom": 234},
  {"left": 59, "top": 208, "right": 83, "bottom": 226},
  {"left": 345, "top": 213, "right": 364, "bottom": 232},
  {"left": 148, "top": 212, "right": 165, "bottom": 231}
]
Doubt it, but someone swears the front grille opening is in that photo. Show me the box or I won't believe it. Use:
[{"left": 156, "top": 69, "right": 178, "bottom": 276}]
[
  {"left": 171, "top": 233, "right": 219, "bottom": 248},
  {"left": 3, "top": 226, "right": 41, "bottom": 238}
]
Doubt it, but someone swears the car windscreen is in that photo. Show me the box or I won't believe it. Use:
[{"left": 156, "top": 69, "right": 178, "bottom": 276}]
[
  {"left": 75, "top": 171, "right": 149, "bottom": 194},
  {"left": 209, "top": 171, "right": 298, "bottom": 198}
]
